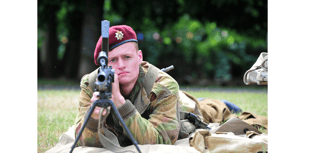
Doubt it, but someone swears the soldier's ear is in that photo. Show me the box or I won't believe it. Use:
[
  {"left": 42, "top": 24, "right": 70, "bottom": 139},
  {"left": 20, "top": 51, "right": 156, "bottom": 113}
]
[{"left": 138, "top": 50, "right": 143, "bottom": 61}]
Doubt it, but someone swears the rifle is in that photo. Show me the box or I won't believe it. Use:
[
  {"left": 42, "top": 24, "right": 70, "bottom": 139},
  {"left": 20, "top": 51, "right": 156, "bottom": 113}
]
[
  {"left": 70, "top": 20, "right": 141, "bottom": 153},
  {"left": 180, "top": 112, "right": 211, "bottom": 130},
  {"left": 161, "top": 65, "right": 174, "bottom": 73}
]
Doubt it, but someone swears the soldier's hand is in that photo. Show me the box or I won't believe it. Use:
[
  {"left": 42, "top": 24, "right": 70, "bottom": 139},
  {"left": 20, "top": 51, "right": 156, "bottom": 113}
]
[
  {"left": 111, "top": 73, "right": 126, "bottom": 108},
  {"left": 90, "top": 91, "right": 108, "bottom": 120}
]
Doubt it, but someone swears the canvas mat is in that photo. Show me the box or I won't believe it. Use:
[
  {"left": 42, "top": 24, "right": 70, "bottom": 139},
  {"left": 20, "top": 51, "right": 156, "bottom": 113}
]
[
  {"left": 46, "top": 119, "right": 267, "bottom": 153},
  {"left": 45, "top": 125, "right": 200, "bottom": 153}
]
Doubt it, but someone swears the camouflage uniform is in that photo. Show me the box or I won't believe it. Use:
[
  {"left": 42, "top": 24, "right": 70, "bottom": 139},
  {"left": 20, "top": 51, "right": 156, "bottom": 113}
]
[{"left": 74, "top": 61, "right": 180, "bottom": 147}]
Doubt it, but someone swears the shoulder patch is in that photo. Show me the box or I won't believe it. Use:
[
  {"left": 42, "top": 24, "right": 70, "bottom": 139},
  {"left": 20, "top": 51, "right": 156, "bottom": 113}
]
[{"left": 80, "top": 74, "right": 90, "bottom": 88}]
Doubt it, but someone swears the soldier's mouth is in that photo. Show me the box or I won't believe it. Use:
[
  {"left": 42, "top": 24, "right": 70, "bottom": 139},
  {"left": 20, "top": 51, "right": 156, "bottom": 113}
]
[{"left": 118, "top": 71, "right": 129, "bottom": 76}]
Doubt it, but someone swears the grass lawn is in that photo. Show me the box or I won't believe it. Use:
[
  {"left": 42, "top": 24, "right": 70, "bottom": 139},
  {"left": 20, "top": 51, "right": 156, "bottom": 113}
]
[
  {"left": 37, "top": 88, "right": 267, "bottom": 153},
  {"left": 37, "top": 90, "right": 79, "bottom": 153}
]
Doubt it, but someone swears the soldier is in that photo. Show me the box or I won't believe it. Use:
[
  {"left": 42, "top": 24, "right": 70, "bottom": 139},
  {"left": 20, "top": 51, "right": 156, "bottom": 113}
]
[
  {"left": 75, "top": 25, "right": 180, "bottom": 147},
  {"left": 74, "top": 25, "right": 246, "bottom": 149}
]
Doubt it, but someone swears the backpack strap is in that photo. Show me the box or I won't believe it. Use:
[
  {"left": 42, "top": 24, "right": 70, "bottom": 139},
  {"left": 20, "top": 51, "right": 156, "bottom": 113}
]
[
  {"left": 134, "top": 64, "right": 160, "bottom": 114},
  {"left": 143, "top": 63, "right": 160, "bottom": 98}
]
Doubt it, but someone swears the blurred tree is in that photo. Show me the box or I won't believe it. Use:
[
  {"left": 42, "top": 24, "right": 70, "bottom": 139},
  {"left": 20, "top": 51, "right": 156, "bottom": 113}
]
[
  {"left": 110, "top": 0, "right": 183, "bottom": 31},
  {"left": 38, "top": 0, "right": 104, "bottom": 79},
  {"left": 38, "top": 0, "right": 61, "bottom": 78},
  {"left": 77, "top": 0, "right": 103, "bottom": 79},
  {"left": 60, "top": 0, "right": 84, "bottom": 79}
]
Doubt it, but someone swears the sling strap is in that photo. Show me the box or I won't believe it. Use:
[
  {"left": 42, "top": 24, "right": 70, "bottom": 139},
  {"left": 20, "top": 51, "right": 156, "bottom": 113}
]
[{"left": 97, "top": 108, "right": 127, "bottom": 152}]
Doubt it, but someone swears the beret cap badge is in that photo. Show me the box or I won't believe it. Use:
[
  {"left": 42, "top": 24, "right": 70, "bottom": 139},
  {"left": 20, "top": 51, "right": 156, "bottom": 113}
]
[
  {"left": 94, "top": 25, "right": 138, "bottom": 65},
  {"left": 115, "top": 30, "right": 124, "bottom": 40}
]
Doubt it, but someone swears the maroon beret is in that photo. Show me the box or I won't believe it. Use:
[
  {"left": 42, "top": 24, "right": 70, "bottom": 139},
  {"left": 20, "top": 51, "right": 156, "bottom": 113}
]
[{"left": 94, "top": 25, "right": 138, "bottom": 65}]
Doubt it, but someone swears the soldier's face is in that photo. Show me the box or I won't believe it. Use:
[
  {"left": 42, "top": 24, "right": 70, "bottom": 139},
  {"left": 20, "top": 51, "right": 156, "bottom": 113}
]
[{"left": 108, "top": 42, "right": 143, "bottom": 85}]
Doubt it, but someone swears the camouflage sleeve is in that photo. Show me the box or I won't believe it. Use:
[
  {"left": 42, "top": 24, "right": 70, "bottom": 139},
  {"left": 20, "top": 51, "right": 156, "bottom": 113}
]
[
  {"left": 118, "top": 73, "right": 180, "bottom": 145},
  {"left": 74, "top": 74, "right": 103, "bottom": 147}
]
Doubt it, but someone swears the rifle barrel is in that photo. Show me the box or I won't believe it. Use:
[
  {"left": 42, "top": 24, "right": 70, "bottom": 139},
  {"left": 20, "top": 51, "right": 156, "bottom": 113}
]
[{"left": 161, "top": 65, "right": 174, "bottom": 73}]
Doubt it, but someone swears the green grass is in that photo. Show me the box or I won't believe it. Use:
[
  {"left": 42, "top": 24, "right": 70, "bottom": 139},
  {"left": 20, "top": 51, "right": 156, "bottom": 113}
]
[
  {"left": 37, "top": 89, "right": 267, "bottom": 153},
  {"left": 37, "top": 90, "right": 79, "bottom": 153},
  {"left": 38, "top": 78, "right": 79, "bottom": 86}
]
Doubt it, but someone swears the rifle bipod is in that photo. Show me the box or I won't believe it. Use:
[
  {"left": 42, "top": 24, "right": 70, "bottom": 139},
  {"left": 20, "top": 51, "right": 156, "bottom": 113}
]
[{"left": 70, "top": 97, "right": 142, "bottom": 153}]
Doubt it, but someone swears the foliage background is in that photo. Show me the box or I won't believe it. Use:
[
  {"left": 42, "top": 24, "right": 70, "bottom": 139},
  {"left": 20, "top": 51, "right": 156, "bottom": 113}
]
[{"left": 37, "top": 0, "right": 267, "bottom": 86}]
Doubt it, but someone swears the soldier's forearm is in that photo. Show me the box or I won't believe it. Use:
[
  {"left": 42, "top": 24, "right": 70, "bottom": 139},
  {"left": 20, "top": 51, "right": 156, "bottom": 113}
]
[
  {"left": 117, "top": 100, "right": 137, "bottom": 120},
  {"left": 121, "top": 96, "right": 179, "bottom": 145}
]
